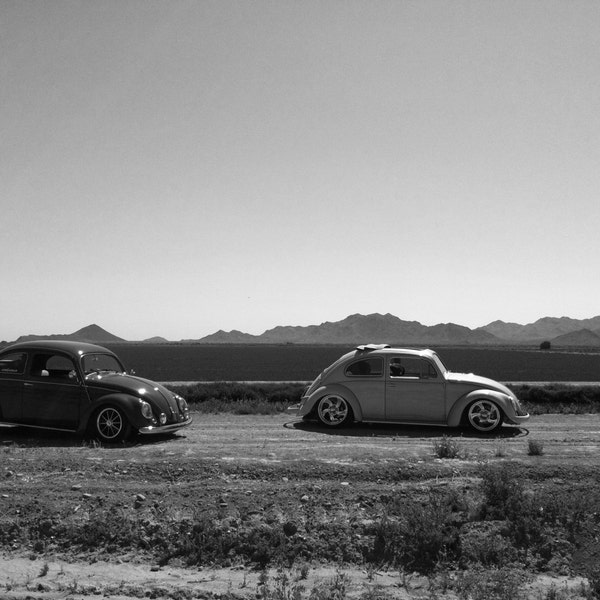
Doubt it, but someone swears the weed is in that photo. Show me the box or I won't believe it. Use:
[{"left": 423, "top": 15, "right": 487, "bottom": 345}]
[
  {"left": 370, "top": 492, "right": 459, "bottom": 574},
  {"left": 433, "top": 435, "right": 462, "bottom": 459},
  {"left": 584, "top": 564, "right": 600, "bottom": 599},
  {"left": 308, "top": 571, "right": 349, "bottom": 600},
  {"left": 454, "top": 566, "right": 526, "bottom": 600},
  {"left": 478, "top": 462, "right": 524, "bottom": 519},
  {"left": 494, "top": 439, "right": 507, "bottom": 457},
  {"left": 257, "top": 569, "right": 305, "bottom": 600},
  {"left": 299, "top": 564, "right": 309, "bottom": 580},
  {"left": 541, "top": 582, "right": 581, "bottom": 599},
  {"left": 528, "top": 439, "right": 545, "bottom": 456}
]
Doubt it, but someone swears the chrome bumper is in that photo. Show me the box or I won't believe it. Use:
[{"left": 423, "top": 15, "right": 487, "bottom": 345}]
[
  {"left": 139, "top": 416, "right": 193, "bottom": 435},
  {"left": 506, "top": 413, "right": 530, "bottom": 426}
]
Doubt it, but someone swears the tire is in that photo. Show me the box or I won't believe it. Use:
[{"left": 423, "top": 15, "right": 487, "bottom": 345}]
[
  {"left": 93, "top": 406, "right": 131, "bottom": 442},
  {"left": 466, "top": 399, "right": 503, "bottom": 433},
  {"left": 316, "top": 394, "right": 353, "bottom": 427}
]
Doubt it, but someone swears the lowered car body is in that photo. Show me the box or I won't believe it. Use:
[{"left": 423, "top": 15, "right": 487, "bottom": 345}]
[
  {"left": 0, "top": 341, "right": 191, "bottom": 442},
  {"left": 291, "top": 344, "right": 529, "bottom": 433}
]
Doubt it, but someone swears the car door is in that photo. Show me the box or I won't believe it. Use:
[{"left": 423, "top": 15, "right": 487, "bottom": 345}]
[
  {"left": 0, "top": 351, "right": 28, "bottom": 422},
  {"left": 385, "top": 356, "right": 446, "bottom": 423},
  {"left": 22, "top": 352, "right": 86, "bottom": 430}
]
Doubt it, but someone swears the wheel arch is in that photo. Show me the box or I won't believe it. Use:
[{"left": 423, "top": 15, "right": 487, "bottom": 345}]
[
  {"left": 446, "top": 389, "right": 507, "bottom": 428},
  {"left": 303, "top": 384, "right": 363, "bottom": 422},
  {"left": 78, "top": 393, "right": 144, "bottom": 435}
]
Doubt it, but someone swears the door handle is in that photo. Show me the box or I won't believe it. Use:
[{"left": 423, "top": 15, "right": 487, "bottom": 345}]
[{"left": 24, "top": 383, "right": 34, "bottom": 387}]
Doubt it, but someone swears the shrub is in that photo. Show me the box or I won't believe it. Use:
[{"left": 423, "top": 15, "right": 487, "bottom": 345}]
[
  {"left": 527, "top": 439, "right": 544, "bottom": 456},
  {"left": 370, "top": 492, "right": 460, "bottom": 574},
  {"left": 166, "top": 382, "right": 305, "bottom": 414},
  {"left": 433, "top": 435, "right": 463, "bottom": 459},
  {"left": 454, "top": 566, "right": 526, "bottom": 600},
  {"left": 478, "top": 463, "right": 525, "bottom": 520},
  {"left": 510, "top": 384, "right": 600, "bottom": 415}
]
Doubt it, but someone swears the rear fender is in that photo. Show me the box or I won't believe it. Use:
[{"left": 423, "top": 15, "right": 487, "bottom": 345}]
[
  {"left": 301, "top": 384, "right": 363, "bottom": 422},
  {"left": 447, "top": 389, "right": 507, "bottom": 428}
]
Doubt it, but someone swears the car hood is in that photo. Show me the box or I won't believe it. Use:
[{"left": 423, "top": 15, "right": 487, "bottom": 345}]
[
  {"left": 85, "top": 373, "right": 180, "bottom": 413},
  {"left": 445, "top": 371, "right": 513, "bottom": 396}
]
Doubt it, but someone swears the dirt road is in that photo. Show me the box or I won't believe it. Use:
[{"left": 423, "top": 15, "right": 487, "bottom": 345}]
[{"left": 132, "top": 412, "right": 600, "bottom": 466}]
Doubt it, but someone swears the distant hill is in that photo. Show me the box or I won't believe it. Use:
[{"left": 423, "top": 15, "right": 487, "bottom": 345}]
[
  {"left": 477, "top": 316, "right": 600, "bottom": 344},
  {"left": 142, "top": 336, "right": 169, "bottom": 343},
  {"left": 190, "top": 329, "right": 258, "bottom": 344},
  {"left": 550, "top": 328, "right": 600, "bottom": 347},
  {"left": 5, "top": 314, "right": 600, "bottom": 347},
  {"left": 15, "top": 324, "right": 125, "bottom": 344},
  {"left": 197, "top": 313, "right": 600, "bottom": 346},
  {"left": 198, "top": 313, "right": 502, "bottom": 345}
]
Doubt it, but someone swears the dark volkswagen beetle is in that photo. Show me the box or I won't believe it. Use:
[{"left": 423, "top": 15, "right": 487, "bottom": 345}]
[{"left": 0, "top": 340, "right": 191, "bottom": 442}]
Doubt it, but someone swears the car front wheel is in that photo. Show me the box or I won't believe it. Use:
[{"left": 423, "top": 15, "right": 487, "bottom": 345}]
[
  {"left": 94, "top": 406, "right": 131, "bottom": 442},
  {"left": 317, "top": 395, "right": 353, "bottom": 427},
  {"left": 466, "top": 399, "right": 503, "bottom": 433}
]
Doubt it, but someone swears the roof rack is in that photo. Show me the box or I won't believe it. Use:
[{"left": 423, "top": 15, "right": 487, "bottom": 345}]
[{"left": 356, "top": 344, "right": 391, "bottom": 352}]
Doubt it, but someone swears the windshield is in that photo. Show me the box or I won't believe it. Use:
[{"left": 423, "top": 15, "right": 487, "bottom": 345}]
[{"left": 82, "top": 353, "right": 124, "bottom": 375}]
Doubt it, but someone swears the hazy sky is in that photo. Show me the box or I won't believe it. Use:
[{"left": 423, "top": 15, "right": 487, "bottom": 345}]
[{"left": 2, "top": 1, "right": 600, "bottom": 341}]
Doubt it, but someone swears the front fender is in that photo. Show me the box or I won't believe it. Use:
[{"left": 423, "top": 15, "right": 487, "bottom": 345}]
[
  {"left": 446, "top": 389, "right": 510, "bottom": 428},
  {"left": 77, "top": 393, "right": 148, "bottom": 435},
  {"left": 299, "top": 384, "right": 363, "bottom": 422}
]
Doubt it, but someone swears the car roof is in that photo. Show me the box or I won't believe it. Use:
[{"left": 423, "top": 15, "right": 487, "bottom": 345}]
[
  {"left": 2, "top": 340, "right": 115, "bottom": 356},
  {"left": 354, "top": 345, "right": 437, "bottom": 358}
]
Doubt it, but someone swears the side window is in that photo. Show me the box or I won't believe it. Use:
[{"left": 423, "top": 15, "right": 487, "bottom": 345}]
[
  {"left": 0, "top": 352, "right": 27, "bottom": 375},
  {"left": 345, "top": 357, "right": 383, "bottom": 377},
  {"left": 389, "top": 357, "right": 438, "bottom": 379},
  {"left": 31, "top": 353, "right": 78, "bottom": 382}
]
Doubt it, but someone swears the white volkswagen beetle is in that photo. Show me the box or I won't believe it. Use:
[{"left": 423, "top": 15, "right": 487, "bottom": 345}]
[{"left": 293, "top": 344, "right": 529, "bottom": 433}]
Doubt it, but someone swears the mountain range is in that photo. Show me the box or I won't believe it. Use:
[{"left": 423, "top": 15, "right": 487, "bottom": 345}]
[
  {"left": 4, "top": 314, "right": 600, "bottom": 346},
  {"left": 197, "top": 313, "right": 600, "bottom": 346}
]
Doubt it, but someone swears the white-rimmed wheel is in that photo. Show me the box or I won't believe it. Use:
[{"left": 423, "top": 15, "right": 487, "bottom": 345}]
[
  {"left": 466, "top": 399, "right": 503, "bottom": 433},
  {"left": 94, "top": 406, "right": 131, "bottom": 442},
  {"left": 316, "top": 394, "right": 353, "bottom": 427}
]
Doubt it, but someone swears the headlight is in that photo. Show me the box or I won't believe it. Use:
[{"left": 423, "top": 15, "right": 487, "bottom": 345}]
[
  {"left": 174, "top": 394, "right": 189, "bottom": 412},
  {"left": 140, "top": 400, "right": 153, "bottom": 419}
]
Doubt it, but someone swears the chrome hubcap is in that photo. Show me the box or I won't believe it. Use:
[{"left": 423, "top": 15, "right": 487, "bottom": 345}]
[
  {"left": 98, "top": 409, "right": 122, "bottom": 439},
  {"left": 318, "top": 396, "right": 348, "bottom": 425},
  {"left": 469, "top": 401, "right": 500, "bottom": 431}
]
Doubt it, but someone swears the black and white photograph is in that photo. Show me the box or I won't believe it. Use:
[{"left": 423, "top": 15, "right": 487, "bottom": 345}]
[{"left": 1, "top": 1, "right": 600, "bottom": 598}]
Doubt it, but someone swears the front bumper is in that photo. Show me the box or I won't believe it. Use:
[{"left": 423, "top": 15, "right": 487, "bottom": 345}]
[
  {"left": 505, "top": 412, "right": 530, "bottom": 426},
  {"left": 138, "top": 416, "right": 193, "bottom": 435},
  {"left": 287, "top": 403, "right": 301, "bottom": 414}
]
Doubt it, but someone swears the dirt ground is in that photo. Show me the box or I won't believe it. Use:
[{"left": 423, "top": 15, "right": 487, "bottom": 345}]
[{"left": 1, "top": 413, "right": 599, "bottom": 599}]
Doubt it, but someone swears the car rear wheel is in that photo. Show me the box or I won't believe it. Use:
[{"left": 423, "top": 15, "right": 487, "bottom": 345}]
[
  {"left": 317, "top": 395, "right": 353, "bottom": 427},
  {"left": 94, "top": 406, "right": 131, "bottom": 442},
  {"left": 466, "top": 399, "right": 503, "bottom": 433}
]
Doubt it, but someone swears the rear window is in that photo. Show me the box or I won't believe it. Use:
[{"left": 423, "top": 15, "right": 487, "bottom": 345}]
[{"left": 0, "top": 352, "right": 27, "bottom": 375}]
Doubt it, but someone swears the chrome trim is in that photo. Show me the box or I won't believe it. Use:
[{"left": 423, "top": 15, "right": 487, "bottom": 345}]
[
  {"left": 0, "top": 421, "right": 76, "bottom": 433},
  {"left": 138, "top": 416, "right": 193, "bottom": 435}
]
